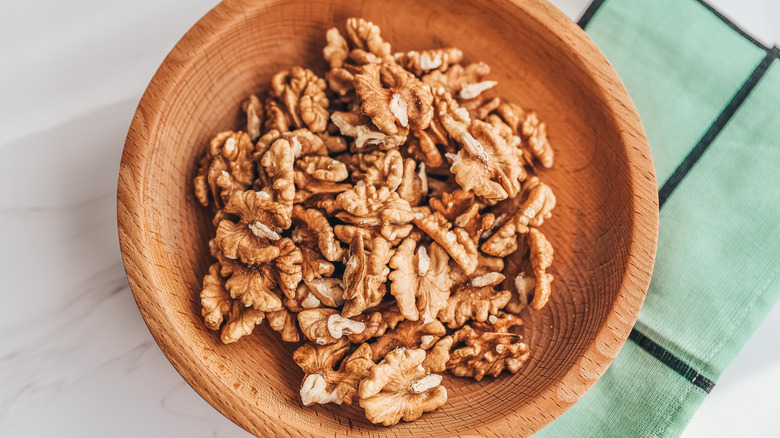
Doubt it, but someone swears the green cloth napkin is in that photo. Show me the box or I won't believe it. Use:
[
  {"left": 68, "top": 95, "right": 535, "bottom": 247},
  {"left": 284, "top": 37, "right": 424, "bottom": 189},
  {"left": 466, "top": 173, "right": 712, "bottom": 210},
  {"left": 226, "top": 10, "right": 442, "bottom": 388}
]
[{"left": 535, "top": 0, "right": 780, "bottom": 436}]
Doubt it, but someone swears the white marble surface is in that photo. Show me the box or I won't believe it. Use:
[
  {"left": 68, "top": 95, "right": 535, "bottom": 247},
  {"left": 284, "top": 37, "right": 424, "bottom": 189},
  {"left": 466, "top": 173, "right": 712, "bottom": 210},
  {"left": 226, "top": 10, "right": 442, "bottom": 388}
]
[{"left": 0, "top": 0, "right": 777, "bottom": 436}]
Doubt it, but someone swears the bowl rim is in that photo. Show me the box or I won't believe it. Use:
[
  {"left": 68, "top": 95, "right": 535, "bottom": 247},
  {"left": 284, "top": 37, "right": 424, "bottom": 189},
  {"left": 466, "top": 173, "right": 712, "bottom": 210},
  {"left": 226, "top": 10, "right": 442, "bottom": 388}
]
[{"left": 117, "top": 0, "right": 659, "bottom": 435}]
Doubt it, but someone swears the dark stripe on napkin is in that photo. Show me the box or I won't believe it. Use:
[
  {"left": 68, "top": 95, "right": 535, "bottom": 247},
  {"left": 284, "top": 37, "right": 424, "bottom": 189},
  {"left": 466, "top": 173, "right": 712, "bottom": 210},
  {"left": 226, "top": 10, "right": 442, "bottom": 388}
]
[
  {"left": 577, "top": 0, "right": 606, "bottom": 28},
  {"left": 659, "top": 47, "right": 778, "bottom": 208},
  {"left": 629, "top": 329, "right": 715, "bottom": 393}
]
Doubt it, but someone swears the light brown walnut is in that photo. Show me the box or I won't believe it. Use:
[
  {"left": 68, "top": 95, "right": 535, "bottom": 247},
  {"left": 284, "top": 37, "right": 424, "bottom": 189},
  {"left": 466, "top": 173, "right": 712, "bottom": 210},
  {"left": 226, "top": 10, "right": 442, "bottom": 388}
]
[
  {"left": 342, "top": 234, "right": 392, "bottom": 318},
  {"left": 405, "top": 129, "right": 444, "bottom": 168},
  {"left": 528, "top": 227, "right": 554, "bottom": 310},
  {"left": 422, "top": 62, "right": 491, "bottom": 95},
  {"left": 194, "top": 131, "right": 255, "bottom": 208},
  {"left": 221, "top": 302, "right": 266, "bottom": 344},
  {"left": 447, "top": 312, "right": 529, "bottom": 380},
  {"left": 447, "top": 119, "right": 526, "bottom": 202},
  {"left": 394, "top": 48, "right": 463, "bottom": 77},
  {"left": 344, "top": 18, "right": 394, "bottom": 64},
  {"left": 370, "top": 318, "right": 447, "bottom": 362},
  {"left": 214, "top": 190, "right": 290, "bottom": 265},
  {"left": 358, "top": 348, "right": 447, "bottom": 426},
  {"left": 481, "top": 176, "right": 555, "bottom": 257},
  {"left": 355, "top": 62, "right": 434, "bottom": 135},
  {"left": 388, "top": 239, "right": 452, "bottom": 322},
  {"left": 323, "top": 27, "right": 349, "bottom": 69},
  {"left": 268, "top": 66, "right": 330, "bottom": 133},
  {"left": 336, "top": 184, "right": 415, "bottom": 241},
  {"left": 331, "top": 111, "right": 408, "bottom": 150},
  {"left": 438, "top": 271, "right": 511, "bottom": 328},
  {"left": 259, "top": 137, "right": 297, "bottom": 219},
  {"left": 267, "top": 308, "right": 301, "bottom": 343},
  {"left": 429, "top": 189, "right": 495, "bottom": 241},
  {"left": 200, "top": 263, "right": 234, "bottom": 331},
  {"left": 242, "top": 95, "right": 263, "bottom": 141},
  {"left": 294, "top": 340, "right": 374, "bottom": 405},
  {"left": 412, "top": 207, "right": 479, "bottom": 275}
]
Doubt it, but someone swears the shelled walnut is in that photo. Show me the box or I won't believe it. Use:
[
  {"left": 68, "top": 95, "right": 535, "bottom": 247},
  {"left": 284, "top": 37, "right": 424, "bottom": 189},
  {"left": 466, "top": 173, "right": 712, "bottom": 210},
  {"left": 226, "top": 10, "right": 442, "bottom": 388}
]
[{"left": 193, "top": 17, "right": 559, "bottom": 426}]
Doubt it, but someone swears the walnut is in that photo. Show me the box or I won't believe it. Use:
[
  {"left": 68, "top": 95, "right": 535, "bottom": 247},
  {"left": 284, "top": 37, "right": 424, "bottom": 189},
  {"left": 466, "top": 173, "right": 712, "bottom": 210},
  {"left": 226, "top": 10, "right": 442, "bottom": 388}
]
[
  {"left": 342, "top": 234, "right": 391, "bottom": 318},
  {"left": 358, "top": 348, "right": 447, "bottom": 425},
  {"left": 405, "top": 129, "right": 444, "bottom": 168},
  {"left": 333, "top": 224, "right": 373, "bottom": 248},
  {"left": 224, "top": 262, "right": 282, "bottom": 311},
  {"left": 528, "top": 228, "right": 554, "bottom": 310},
  {"left": 268, "top": 66, "right": 330, "bottom": 133},
  {"left": 355, "top": 149, "right": 404, "bottom": 190},
  {"left": 422, "top": 336, "right": 454, "bottom": 373},
  {"left": 292, "top": 205, "right": 344, "bottom": 263},
  {"left": 291, "top": 234, "right": 335, "bottom": 283},
  {"left": 495, "top": 101, "right": 525, "bottom": 133},
  {"left": 331, "top": 111, "right": 408, "bottom": 150},
  {"left": 284, "top": 283, "right": 323, "bottom": 313},
  {"left": 396, "top": 158, "right": 428, "bottom": 207},
  {"left": 429, "top": 189, "right": 495, "bottom": 241},
  {"left": 214, "top": 190, "right": 290, "bottom": 265},
  {"left": 259, "top": 137, "right": 296, "bottom": 218},
  {"left": 326, "top": 67, "right": 356, "bottom": 97},
  {"left": 355, "top": 63, "right": 434, "bottom": 135},
  {"left": 447, "top": 253, "right": 505, "bottom": 286},
  {"left": 447, "top": 119, "right": 526, "bottom": 201},
  {"left": 298, "top": 308, "right": 366, "bottom": 345},
  {"left": 222, "top": 303, "right": 266, "bottom": 344},
  {"left": 481, "top": 177, "right": 555, "bottom": 257},
  {"left": 242, "top": 95, "right": 263, "bottom": 141},
  {"left": 463, "top": 96, "right": 501, "bottom": 121},
  {"left": 194, "top": 131, "right": 255, "bottom": 208},
  {"left": 522, "top": 111, "right": 554, "bottom": 168},
  {"left": 438, "top": 271, "right": 511, "bottom": 328},
  {"left": 344, "top": 18, "right": 394, "bottom": 65},
  {"left": 286, "top": 128, "right": 331, "bottom": 157},
  {"left": 412, "top": 207, "right": 479, "bottom": 275},
  {"left": 304, "top": 278, "right": 346, "bottom": 308},
  {"left": 296, "top": 155, "right": 348, "bottom": 182},
  {"left": 458, "top": 80, "right": 498, "bottom": 101},
  {"left": 496, "top": 103, "right": 554, "bottom": 168},
  {"left": 394, "top": 48, "right": 464, "bottom": 77},
  {"left": 202, "top": 263, "right": 269, "bottom": 343},
  {"left": 274, "top": 237, "right": 303, "bottom": 299},
  {"left": 200, "top": 263, "right": 233, "bottom": 331},
  {"left": 370, "top": 318, "right": 447, "bottom": 361},
  {"left": 347, "top": 310, "right": 391, "bottom": 343},
  {"left": 293, "top": 155, "right": 352, "bottom": 202},
  {"left": 422, "top": 62, "right": 491, "bottom": 95},
  {"left": 294, "top": 339, "right": 374, "bottom": 405},
  {"left": 318, "top": 128, "right": 349, "bottom": 154},
  {"left": 388, "top": 239, "right": 452, "bottom": 322},
  {"left": 323, "top": 28, "right": 349, "bottom": 69},
  {"left": 447, "top": 312, "right": 529, "bottom": 380},
  {"left": 264, "top": 97, "right": 291, "bottom": 133},
  {"left": 335, "top": 184, "right": 415, "bottom": 241},
  {"left": 267, "top": 308, "right": 301, "bottom": 343}
]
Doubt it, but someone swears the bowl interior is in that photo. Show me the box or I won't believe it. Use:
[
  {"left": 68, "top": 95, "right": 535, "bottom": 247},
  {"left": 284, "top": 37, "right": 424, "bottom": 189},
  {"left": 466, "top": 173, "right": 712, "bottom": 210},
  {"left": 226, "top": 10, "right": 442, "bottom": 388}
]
[{"left": 118, "top": 0, "right": 657, "bottom": 436}]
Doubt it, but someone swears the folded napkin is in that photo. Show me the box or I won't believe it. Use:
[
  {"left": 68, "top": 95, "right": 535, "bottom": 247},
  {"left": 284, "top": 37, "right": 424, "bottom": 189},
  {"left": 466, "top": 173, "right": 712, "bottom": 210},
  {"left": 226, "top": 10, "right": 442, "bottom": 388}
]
[{"left": 535, "top": 0, "right": 780, "bottom": 436}]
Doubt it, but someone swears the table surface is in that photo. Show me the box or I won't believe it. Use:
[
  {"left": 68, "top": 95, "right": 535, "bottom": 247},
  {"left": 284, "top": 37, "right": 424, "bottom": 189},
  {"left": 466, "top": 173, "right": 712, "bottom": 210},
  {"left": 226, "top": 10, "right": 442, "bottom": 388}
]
[{"left": 1, "top": 0, "right": 778, "bottom": 436}]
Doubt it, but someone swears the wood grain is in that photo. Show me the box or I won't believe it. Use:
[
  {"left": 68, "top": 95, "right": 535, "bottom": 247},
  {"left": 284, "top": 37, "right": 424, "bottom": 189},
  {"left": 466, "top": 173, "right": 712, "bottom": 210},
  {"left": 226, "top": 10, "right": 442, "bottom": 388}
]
[{"left": 117, "top": 0, "right": 658, "bottom": 436}]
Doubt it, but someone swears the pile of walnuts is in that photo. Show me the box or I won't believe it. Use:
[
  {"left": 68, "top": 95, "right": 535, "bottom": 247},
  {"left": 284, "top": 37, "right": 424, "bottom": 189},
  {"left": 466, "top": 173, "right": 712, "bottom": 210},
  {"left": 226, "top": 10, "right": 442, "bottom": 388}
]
[{"left": 194, "top": 18, "right": 556, "bottom": 426}]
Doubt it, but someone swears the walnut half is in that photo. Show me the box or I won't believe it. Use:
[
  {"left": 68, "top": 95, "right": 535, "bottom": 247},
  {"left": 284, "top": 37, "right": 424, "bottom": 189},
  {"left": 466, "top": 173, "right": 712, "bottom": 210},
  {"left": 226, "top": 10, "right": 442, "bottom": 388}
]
[{"left": 358, "top": 348, "right": 448, "bottom": 425}]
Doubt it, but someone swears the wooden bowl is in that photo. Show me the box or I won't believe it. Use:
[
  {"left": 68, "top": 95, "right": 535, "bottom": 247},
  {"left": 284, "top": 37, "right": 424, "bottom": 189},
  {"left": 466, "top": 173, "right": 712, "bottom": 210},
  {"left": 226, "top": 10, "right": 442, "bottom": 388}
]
[{"left": 118, "top": 0, "right": 658, "bottom": 436}]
